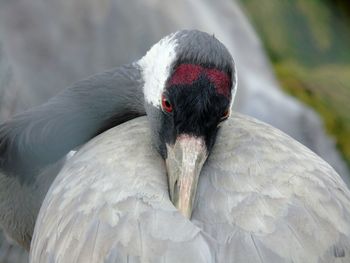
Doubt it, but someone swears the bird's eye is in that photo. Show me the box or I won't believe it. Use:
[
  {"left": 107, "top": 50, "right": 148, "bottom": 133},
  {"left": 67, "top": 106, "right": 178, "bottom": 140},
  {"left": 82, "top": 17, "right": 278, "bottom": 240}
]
[
  {"left": 221, "top": 109, "right": 230, "bottom": 121},
  {"left": 161, "top": 95, "right": 173, "bottom": 113}
]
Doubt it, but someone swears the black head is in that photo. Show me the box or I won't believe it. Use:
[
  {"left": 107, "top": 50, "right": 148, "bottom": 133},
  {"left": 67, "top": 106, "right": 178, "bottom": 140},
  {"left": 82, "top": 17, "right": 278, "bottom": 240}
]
[
  {"left": 139, "top": 29, "right": 236, "bottom": 157},
  {"left": 139, "top": 30, "right": 237, "bottom": 217},
  {"left": 158, "top": 63, "right": 232, "bottom": 158}
]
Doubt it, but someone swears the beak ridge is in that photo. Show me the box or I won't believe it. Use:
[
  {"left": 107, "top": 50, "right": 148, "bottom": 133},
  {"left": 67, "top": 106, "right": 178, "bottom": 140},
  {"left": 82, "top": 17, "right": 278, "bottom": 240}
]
[{"left": 166, "top": 135, "right": 208, "bottom": 218}]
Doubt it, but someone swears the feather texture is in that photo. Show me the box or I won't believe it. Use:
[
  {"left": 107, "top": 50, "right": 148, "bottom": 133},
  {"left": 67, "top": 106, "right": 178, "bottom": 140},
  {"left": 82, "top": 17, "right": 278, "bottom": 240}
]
[
  {"left": 0, "top": 64, "right": 145, "bottom": 249},
  {"left": 30, "top": 114, "right": 350, "bottom": 262}
]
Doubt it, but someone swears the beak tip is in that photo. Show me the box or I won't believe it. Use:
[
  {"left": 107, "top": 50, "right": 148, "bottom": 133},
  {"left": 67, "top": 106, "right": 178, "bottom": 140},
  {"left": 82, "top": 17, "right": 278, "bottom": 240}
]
[{"left": 176, "top": 205, "right": 193, "bottom": 219}]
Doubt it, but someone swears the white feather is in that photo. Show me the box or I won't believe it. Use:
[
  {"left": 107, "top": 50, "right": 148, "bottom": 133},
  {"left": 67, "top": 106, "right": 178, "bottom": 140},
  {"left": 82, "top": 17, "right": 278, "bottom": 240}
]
[{"left": 138, "top": 32, "right": 180, "bottom": 107}]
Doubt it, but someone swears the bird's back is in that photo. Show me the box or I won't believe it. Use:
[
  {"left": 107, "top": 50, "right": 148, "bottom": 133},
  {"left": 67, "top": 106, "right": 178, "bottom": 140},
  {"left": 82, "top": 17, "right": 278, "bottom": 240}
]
[
  {"left": 30, "top": 114, "right": 350, "bottom": 263},
  {"left": 195, "top": 114, "right": 350, "bottom": 262}
]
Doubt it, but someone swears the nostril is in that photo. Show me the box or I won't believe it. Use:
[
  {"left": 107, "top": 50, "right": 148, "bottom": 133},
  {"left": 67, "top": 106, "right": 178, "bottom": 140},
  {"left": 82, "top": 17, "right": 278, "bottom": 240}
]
[
  {"left": 174, "top": 179, "right": 178, "bottom": 188},
  {"left": 173, "top": 179, "right": 179, "bottom": 202}
]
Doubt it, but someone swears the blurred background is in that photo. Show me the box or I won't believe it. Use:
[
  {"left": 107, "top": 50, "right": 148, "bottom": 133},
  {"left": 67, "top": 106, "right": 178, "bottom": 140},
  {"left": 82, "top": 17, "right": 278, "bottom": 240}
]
[{"left": 0, "top": 0, "right": 349, "bottom": 261}]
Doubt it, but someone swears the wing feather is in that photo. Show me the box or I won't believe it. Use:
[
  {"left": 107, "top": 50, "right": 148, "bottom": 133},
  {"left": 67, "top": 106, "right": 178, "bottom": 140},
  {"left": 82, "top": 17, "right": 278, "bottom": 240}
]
[{"left": 194, "top": 114, "right": 350, "bottom": 262}]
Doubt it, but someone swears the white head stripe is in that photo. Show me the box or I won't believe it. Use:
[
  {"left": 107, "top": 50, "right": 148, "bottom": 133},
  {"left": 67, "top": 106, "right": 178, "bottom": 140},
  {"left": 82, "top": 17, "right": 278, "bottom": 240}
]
[
  {"left": 228, "top": 61, "right": 238, "bottom": 117},
  {"left": 138, "top": 32, "right": 179, "bottom": 107},
  {"left": 138, "top": 31, "right": 237, "bottom": 112}
]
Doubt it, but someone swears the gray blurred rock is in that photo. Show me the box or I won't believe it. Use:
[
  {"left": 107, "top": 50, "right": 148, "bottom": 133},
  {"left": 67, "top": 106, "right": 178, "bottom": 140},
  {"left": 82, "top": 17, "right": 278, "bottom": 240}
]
[{"left": 0, "top": 0, "right": 349, "bottom": 261}]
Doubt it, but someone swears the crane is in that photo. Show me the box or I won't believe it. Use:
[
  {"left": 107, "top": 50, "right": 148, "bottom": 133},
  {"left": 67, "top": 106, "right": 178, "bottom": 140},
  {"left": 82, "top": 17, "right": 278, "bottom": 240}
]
[{"left": 0, "top": 30, "right": 349, "bottom": 262}]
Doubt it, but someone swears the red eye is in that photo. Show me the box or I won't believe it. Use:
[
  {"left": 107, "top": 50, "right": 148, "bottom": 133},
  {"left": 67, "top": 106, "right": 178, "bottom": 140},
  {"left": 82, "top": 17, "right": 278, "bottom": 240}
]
[
  {"left": 162, "top": 95, "right": 173, "bottom": 113},
  {"left": 221, "top": 109, "right": 230, "bottom": 121}
]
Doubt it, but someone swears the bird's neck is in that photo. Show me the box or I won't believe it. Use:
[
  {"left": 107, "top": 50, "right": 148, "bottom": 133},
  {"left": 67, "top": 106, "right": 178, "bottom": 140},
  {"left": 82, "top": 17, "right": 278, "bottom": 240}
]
[{"left": 0, "top": 64, "right": 146, "bottom": 183}]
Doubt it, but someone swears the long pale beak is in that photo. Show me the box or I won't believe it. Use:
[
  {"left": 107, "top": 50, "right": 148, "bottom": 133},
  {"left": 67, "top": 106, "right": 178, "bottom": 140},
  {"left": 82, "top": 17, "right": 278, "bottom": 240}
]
[{"left": 166, "top": 135, "right": 208, "bottom": 218}]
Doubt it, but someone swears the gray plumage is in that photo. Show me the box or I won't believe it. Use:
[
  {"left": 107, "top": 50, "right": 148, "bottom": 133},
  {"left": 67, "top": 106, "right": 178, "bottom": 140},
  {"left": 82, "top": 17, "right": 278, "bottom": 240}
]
[
  {"left": 30, "top": 115, "right": 350, "bottom": 263},
  {"left": 0, "top": 64, "right": 144, "bottom": 182},
  {"left": 0, "top": 30, "right": 236, "bottom": 250},
  {"left": 0, "top": 64, "right": 145, "bottom": 248},
  {"left": 174, "top": 30, "right": 235, "bottom": 75},
  {"left": 1, "top": 29, "right": 350, "bottom": 263}
]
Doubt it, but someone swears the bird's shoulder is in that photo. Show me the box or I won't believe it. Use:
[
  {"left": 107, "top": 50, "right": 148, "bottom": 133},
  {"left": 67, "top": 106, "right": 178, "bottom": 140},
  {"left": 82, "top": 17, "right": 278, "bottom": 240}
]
[{"left": 194, "top": 113, "right": 350, "bottom": 262}]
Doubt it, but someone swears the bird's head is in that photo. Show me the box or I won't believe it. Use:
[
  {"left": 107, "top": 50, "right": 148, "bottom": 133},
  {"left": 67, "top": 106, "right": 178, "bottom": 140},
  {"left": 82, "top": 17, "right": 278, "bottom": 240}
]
[{"left": 138, "top": 30, "right": 237, "bottom": 218}]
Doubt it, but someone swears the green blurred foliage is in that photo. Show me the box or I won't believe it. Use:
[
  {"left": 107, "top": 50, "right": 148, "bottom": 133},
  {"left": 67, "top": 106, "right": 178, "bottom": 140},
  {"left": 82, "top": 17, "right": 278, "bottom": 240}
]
[{"left": 240, "top": 0, "right": 350, "bottom": 168}]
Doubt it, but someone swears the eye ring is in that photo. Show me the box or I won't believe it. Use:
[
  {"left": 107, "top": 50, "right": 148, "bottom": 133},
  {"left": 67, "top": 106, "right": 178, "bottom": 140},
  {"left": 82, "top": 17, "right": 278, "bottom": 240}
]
[
  {"left": 221, "top": 109, "right": 230, "bottom": 121},
  {"left": 161, "top": 94, "right": 173, "bottom": 113}
]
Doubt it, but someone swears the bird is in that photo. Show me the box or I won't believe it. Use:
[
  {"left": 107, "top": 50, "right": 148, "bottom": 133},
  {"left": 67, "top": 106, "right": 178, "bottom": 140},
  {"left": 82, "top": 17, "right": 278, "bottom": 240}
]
[
  {"left": 29, "top": 114, "right": 350, "bottom": 263},
  {"left": 0, "top": 30, "right": 349, "bottom": 262},
  {"left": 0, "top": 29, "right": 235, "bottom": 249}
]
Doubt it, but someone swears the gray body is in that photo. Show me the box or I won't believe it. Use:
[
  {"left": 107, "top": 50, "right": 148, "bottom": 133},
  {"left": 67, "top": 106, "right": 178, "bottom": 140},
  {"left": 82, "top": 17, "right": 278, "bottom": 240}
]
[
  {"left": 0, "top": 64, "right": 144, "bottom": 249},
  {"left": 30, "top": 115, "right": 350, "bottom": 263}
]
